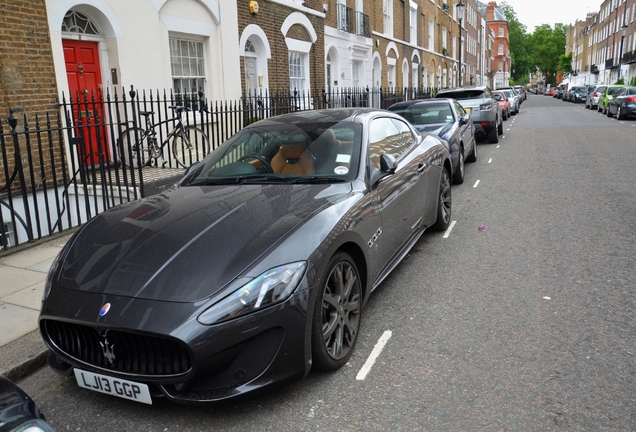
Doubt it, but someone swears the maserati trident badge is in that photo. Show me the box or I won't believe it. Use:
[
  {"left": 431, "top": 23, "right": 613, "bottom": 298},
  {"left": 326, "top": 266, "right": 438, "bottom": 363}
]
[{"left": 100, "top": 331, "right": 116, "bottom": 365}]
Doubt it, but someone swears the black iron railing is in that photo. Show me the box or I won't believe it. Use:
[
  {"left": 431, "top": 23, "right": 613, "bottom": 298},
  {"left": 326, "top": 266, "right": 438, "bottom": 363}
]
[
  {"left": 337, "top": 4, "right": 354, "bottom": 33},
  {"left": 356, "top": 12, "right": 370, "bottom": 37},
  {"left": 1, "top": 85, "right": 438, "bottom": 251}
]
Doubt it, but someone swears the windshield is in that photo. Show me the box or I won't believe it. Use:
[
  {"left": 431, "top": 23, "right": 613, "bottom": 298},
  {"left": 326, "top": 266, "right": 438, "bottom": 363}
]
[
  {"left": 390, "top": 103, "right": 455, "bottom": 125},
  {"left": 183, "top": 120, "right": 362, "bottom": 186},
  {"left": 437, "top": 90, "right": 486, "bottom": 100}
]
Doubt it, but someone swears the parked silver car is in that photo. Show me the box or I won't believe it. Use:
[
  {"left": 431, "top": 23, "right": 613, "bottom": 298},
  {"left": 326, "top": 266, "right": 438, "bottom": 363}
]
[
  {"left": 585, "top": 85, "right": 607, "bottom": 110},
  {"left": 435, "top": 86, "right": 503, "bottom": 143}
]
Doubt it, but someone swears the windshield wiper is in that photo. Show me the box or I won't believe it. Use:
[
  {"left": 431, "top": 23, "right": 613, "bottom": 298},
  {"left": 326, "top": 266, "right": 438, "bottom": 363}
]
[
  {"left": 188, "top": 175, "right": 287, "bottom": 186},
  {"left": 289, "top": 176, "right": 347, "bottom": 184}
]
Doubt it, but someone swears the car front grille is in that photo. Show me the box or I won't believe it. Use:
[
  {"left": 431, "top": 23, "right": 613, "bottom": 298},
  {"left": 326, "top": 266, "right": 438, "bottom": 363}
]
[{"left": 42, "top": 319, "right": 192, "bottom": 378}]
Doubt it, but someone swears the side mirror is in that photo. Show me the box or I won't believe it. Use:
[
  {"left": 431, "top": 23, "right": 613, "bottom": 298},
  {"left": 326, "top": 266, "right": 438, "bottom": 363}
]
[
  {"left": 459, "top": 114, "right": 470, "bottom": 125},
  {"left": 380, "top": 154, "right": 397, "bottom": 174}
]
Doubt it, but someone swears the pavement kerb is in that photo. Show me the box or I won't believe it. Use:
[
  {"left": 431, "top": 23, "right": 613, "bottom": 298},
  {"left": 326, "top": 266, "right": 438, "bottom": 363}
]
[
  {"left": 0, "top": 230, "right": 77, "bottom": 382},
  {"left": 0, "top": 330, "right": 49, "bottom": 382}
]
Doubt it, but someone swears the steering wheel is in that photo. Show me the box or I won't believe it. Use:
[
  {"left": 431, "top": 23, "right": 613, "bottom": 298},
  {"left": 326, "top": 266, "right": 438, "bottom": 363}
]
[{"left": 237, "top": 154, "right": 273, "bottom": 173}]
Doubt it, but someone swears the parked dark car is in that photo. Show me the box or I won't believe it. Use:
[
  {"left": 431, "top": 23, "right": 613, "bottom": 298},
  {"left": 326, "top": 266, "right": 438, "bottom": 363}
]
[
  {"left": 434, "top": 86, "right": 503, "bottom": 143},
  {"left": 0, "top": 376, "right": 54, "bottom": 432},
  {"left": 388, "top": 98, "right": 477, "bottom": 184},
  {"left": 39, "top": 108, "right": 452, "bottom": 405},
  {"left": 571, "top": 86, "right": 589, "bottom": 103},
  {"left": 607, "top": 86, "right": 636, "bottom": 119}
]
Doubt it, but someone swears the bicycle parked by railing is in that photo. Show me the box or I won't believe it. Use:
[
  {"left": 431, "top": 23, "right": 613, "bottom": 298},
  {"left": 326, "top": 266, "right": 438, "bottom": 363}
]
[{"left": 117, "top": 105, "right": 209, "bottom": 169}]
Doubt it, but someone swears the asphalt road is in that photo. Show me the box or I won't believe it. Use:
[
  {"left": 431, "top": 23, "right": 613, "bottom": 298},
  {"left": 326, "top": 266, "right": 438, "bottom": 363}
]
[{"left": 18, "top": 95, "right": 636, "bottom": 431}]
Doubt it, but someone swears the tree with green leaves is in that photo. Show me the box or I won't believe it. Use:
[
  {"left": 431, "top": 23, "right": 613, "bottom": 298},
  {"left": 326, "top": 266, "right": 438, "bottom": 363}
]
[
  {"left": 499, "top": 2, "right": 533, "bottom": 84},
  {"left": 527, "top": 23, "right": 568, "bottom": 86}
]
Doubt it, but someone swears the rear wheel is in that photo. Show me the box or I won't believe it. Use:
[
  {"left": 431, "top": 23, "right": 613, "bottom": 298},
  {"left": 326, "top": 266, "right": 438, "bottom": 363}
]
[
  {"left": 498, "top": 119, "right": 504, "bottom": 135},
  {"left": 118, "top": 128, "right": 150, "bottom": 168},
  {"left": 466, "top": 141, "right": 477, "bottom": 163},
  {"left": 311, "top": 252, "right": 362, "bottom": 371},
  {"left": 487, "top": 126, "right": 498, "bottom": 143},
  {"left": 452, "top": 148, "right": 465, "bottom": 185},
  {"left": 172, "top": 127, "right": 210, "bottom": 168},
  {"left": 617, "top": 106, "right": 625, "bottom": 120},
  {"left": 432, "top": 166, "right": 452, "bottom": 231}
]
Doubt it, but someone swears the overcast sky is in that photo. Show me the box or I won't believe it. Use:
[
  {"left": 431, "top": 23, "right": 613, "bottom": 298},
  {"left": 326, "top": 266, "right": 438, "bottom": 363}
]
[{"left": 500, "top": 0, "right": 603, "bottom": 31}]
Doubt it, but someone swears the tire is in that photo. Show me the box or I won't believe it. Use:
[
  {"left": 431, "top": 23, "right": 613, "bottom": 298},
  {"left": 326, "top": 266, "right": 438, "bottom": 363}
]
[
  {"left": 452, "top": 148, "right": 465, "bottom": 185},
  {"left": 502, "top": 111, "right": 507, "bottom": 121},
  {"left": 172, "top": 127, "right": 210, "bottom": 168},
  {"left": 466, "top": 141, "right": 477, "bottom": 163},
  {"left": 432, "top": 166, "right": 452, "bottom": 231},
  {"left": 617, "top": 106, "right": 625, "bottom": 120},
  {"left": 118, "top": 128, "right": 150, "bottom": 168},
  {"left": 487, "top": 126, "right": 498, "bottom": 143},
  {"left": 311, "top": 252, "right": 362, "bottom": 371},
  {"left": 498, "top": 119, "right": 504, "bottom": 135}
]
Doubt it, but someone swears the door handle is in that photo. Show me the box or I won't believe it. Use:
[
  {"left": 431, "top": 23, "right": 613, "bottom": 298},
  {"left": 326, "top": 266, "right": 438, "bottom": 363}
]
[{"left": 417, "top": 163, "right": 427, "bottom": 173}]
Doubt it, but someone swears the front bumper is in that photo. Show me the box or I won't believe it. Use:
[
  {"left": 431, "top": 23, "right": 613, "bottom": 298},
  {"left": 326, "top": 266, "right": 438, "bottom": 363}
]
[{"left": 40, "top": 285, "right": 315, "bottom": 404}]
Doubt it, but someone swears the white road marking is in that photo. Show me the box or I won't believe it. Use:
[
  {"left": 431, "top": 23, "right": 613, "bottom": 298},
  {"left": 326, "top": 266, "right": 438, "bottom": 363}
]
[
  {"left": 488, "top": 158, "right": 492, "bottom": 163},
  {"left": 473, "top": 180, "right": 480, "bottom": 188},
  {"left": 356, "top": 330, "right": 393, "bottom": 380},
  {"left": 443, "top": 220, "right": 457, "bottom": 239},
  {"left": 496, "top": 145, "right": 500, "bottom": 148}
]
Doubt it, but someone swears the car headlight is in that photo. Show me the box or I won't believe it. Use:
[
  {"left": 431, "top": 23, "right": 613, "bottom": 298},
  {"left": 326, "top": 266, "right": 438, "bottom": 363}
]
[
  {"left": 198, "top": 261, "right": 307, "bottom": 325},
  {"left": 42, "top": 249, "right": 65, "bottom": 302}
]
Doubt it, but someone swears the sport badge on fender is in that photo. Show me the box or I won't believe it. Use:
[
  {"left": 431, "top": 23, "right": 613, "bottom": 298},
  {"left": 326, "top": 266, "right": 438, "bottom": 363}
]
[{"left": 99, "top": 303, "right": 111, "bottom": 317}]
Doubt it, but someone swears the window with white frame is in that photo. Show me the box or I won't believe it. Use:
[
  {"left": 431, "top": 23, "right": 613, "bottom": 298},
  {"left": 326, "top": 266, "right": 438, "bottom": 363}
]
[
  {"left": 289, "top": 51, "right": 306, "bottom": 91},
  {"left": 442, "top": 27, "right": 447, "bottom": 53},
  {"left": 170, "top": 38, "right": 206, "bottom": 101},
  {"left": 410, "top": 3, "right": 417, "bottom": 44},
  {"left": 428, "top": 19, "right": 435, "bottom": 51},
  {"left": 498, "top": 43, "right": 504, "bottom": 55},
  {"left": 498, "top": 61, "right": 502, "bottom": 71},
  {"left": 498, "top": 27, "right": 504, "bottom": 37},
  {"left": 383, "top": 0, "right": 393, "bottom": 36}
]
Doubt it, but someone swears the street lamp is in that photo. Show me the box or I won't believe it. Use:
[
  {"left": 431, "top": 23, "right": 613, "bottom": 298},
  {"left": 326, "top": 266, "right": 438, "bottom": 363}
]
[
  {"left": 619, "top": 22, "right": 628, "bottom": 81},
  {"left": 457, "top": 1, "right": 465, "bottom": 87}
]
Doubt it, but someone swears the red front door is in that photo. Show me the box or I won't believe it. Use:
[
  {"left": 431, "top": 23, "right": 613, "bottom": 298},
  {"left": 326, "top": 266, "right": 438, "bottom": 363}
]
[{"left": 63, "top": 39, "right": 110, "bottom": 164}]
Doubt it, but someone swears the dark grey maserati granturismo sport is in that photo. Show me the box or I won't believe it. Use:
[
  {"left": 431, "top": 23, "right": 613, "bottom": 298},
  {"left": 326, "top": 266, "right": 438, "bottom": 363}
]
[{"left": 39, "top": 108, "right": 452, "bottom": 405}]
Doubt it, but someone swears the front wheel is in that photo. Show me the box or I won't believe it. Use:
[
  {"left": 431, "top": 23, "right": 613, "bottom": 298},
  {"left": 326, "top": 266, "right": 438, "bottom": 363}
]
[
  {"left": 432, "top": 166, "right": 452, "bottom": 231},
  {"left": 172, "top": 127, "right": 210, "bottom": 168},
  {"left": 311, "top": 252, "right": 362, "bottom": 371},
  {"left": 498, "top": 119, "right": 504, "bottom": 135},
  {"left": 118, "top": 128, "right": 150, "bottom": 168}
]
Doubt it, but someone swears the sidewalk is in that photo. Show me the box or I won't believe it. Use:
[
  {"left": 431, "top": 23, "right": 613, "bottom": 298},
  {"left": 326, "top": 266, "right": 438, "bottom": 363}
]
[{"left": 0, "top": 233, "right": 73, "bottom": 381}]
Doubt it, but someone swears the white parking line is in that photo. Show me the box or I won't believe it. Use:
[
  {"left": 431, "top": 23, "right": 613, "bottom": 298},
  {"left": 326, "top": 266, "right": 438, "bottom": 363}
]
[
  {"left": 443, "top": 220, "right": 457, "bottom": 238},
  {"left": 356, "top": 330, "right": 392, "bottom": 380},
  {"left": 473, "top": 180, "right": 480, "bottom": 188},
  {"left": 488, "top": 158, "right": 492, "bottom": 163},
  {"left": 496, "top": 145, "right": 500, "bottom": 148}
]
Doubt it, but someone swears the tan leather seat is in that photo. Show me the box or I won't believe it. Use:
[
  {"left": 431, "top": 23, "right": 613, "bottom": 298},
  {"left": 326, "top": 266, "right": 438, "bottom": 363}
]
[
  {"left": 309, "top": 129, "right": 343, "bottom": 174},
  {"left": 271, "top": 143, "right": 315, "bottom": 175}
]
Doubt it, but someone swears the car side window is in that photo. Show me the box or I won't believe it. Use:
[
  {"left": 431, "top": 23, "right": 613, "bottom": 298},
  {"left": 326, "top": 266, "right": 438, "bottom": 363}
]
[
  {"left": 368, "top": 117, "right": 412, "bottom": 170},
  {"left": 454, "top": 101, "right": 466, "bottom": 117}
]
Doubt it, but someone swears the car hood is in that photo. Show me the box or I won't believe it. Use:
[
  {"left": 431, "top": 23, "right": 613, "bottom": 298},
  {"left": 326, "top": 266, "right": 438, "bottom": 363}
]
[{"left": 57, "top": 183, "right": 350, "bottom": 302}]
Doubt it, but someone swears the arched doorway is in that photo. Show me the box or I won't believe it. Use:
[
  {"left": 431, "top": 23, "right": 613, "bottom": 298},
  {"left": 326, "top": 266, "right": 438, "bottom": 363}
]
[{"left": 62, "top": 9, "right": 109, "bottom": 164}]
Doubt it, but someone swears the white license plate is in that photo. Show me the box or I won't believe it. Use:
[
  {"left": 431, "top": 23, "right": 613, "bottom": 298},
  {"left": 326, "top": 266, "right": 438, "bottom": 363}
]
[{"left": 74, "top": 369, "right": 152, "bottom": 404}]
